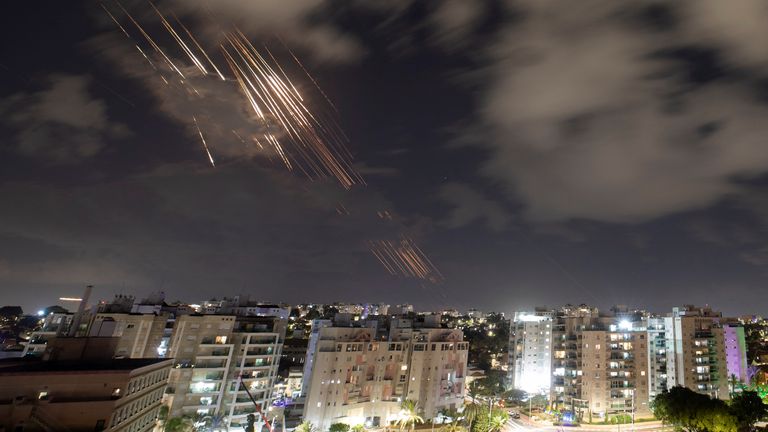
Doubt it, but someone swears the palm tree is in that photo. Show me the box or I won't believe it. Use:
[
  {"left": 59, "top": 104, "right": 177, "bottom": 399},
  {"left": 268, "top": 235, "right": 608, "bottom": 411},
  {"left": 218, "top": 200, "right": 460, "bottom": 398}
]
[
  {"left": 296, "top": 421, "right": 317, "bottom": 432},
  {"left": 473, "top": 408, "right": 508, "bottom": 432},
  {"left": 397, "top": 399, "right": 425, "bottom": 432},
  {"left": 486, "top": 409, "right": 508, "bottom": 432},
  {"left": 440, "top": 422, "right": 466, "bottom": 432},
  {"left": 462, "top": 401, "right": 482, "bottom": 432}
]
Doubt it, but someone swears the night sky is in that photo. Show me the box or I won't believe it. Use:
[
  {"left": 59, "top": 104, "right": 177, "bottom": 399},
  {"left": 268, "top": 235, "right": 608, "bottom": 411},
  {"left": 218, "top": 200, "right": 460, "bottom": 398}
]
[{"left": 2, "top": 1, "right": 768, "bottom": 316}]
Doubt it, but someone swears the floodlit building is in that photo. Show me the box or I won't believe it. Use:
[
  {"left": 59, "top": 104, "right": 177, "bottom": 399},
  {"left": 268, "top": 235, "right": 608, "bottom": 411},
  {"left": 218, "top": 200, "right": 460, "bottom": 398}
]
[
  {"left": 165, "top": 314, "right": 286, "bottom": 431},
  {"left": 509, "top": 311, "right": 553, "bottom": 394},
  {"left": 302, "top": 322, "right": 468, "bottom": 430}
]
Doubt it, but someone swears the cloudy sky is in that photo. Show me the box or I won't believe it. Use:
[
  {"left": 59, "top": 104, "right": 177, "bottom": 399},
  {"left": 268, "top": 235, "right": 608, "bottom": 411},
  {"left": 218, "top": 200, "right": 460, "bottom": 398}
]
[{"left": 2, "top": 0, "right": 768, "bottom": 315}]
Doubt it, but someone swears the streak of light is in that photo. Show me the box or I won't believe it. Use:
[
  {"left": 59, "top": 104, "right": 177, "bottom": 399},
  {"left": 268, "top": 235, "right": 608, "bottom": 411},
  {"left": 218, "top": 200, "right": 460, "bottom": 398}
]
[
  {"left": 172, "top": 12, "right": 226, "bottom": 80},
  {"left": 59, "top": 297, "right": 83, "bottom": 302},
  {"left": 101, "top": 3, "right": 131, "bottom": 38},
  {"left": 368, "top": 237, "right": 444, "bottom": 283},
  {"left": 148, "top": 1, "right": 208, "bottom": 76},
  {"left": 114, "top": 0, "right": 186, "bottom": 78},
  {"left": 193, "top": 116, "right": 215, "bottom": 167}
]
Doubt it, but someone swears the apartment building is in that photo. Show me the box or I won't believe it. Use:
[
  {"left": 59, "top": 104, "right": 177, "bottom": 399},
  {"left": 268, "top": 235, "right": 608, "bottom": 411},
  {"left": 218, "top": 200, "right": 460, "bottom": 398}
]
[
  {"left": 578, "top": 322, "right": 650, "bottom": 420},
  {"left": 664, "top": 306, "right": 747, "bottom": 399},
  {"left": 301, "top": 322, "right": 468, "bottom": 430},
  {"left": 89, "top": 312, "right": 171, "bottom": 358},
  {"left": 22, "top": 312, "right": 75, "bottom": 357},
  {"left": 165, "top": 314, "right": 286, "bottom": 431},
  {"left": 0, "top": 338, "right": 172, "bottom": 432},
  {"left": 646, "top": 316, "right": 668, "bottom": 398},
  {"left": 508, "top": 310, "right": 553, "bottom": 394}
]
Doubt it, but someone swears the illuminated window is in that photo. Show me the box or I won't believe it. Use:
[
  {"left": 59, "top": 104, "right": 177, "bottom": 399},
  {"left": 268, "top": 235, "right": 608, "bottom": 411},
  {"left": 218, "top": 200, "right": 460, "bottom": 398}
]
[{"left": 215, "top": 336, "right": 228, "bottom": 344}]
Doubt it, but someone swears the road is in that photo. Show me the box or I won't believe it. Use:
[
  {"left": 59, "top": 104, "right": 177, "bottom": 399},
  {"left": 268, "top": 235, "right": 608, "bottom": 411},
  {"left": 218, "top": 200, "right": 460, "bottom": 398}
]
[{"left": 503, "top": 418, "right": 671, "bottom": 432}]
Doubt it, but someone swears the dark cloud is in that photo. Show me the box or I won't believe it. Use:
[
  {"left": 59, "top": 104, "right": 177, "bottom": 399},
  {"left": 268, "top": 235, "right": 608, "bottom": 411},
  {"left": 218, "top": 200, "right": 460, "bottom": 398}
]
[
  {"left": 0, "top": 74, "right": 128, "bottom": 162},
  {"left": 438, "top": 182, "right": 511, "bottom": 231},
  {"left": 464, "top": 0, "right": 768, "bottom": 223}
]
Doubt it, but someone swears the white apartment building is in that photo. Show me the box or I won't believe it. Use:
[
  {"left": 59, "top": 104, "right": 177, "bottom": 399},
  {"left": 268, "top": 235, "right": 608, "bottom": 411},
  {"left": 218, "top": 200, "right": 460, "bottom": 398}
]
[
  {"left": 165, "top": 314, "right": 286, "bottom": 431},
  {"left": 302, "top": 325, "right": 468, "bottom": 430},
  {"left": 509, "top": 312, "right": 553, "bottom": 394}
]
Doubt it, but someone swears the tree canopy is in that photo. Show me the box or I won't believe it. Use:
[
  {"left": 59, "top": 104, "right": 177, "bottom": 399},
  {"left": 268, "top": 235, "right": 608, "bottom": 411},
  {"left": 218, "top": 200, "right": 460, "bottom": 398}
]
[{"left": 652, "top": 386, "right": 766, "bottom": 432}]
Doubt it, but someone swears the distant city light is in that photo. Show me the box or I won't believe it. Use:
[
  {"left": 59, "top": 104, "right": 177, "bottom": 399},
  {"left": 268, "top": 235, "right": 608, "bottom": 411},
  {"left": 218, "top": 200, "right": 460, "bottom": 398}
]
[
  {"left": 37, "top": 310, "right": 44, "bottom": 316},
  {"left": 618, "top": 320, "right": 633, "bottom": 330}
]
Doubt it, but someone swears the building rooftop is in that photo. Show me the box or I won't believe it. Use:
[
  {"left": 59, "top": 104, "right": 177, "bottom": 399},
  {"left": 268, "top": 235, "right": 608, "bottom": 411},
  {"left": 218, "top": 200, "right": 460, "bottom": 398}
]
[{"left": 0, "top": 357, "right": 170, "bottom": 374}]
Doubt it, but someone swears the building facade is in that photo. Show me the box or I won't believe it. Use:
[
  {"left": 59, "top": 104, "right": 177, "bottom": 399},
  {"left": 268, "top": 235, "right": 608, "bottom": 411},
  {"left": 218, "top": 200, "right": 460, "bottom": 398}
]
[
  {"left": 302, "top": 324, "right": 468, "bottom": 430},
  {"left": 165, "top": 314, "right": 286, "bottom": 431},
  {"left": 508, "top": 311, "right": 553, "bottom": 394},
  {"left": 0, "top": 346, "right": 171, "bottom": 432}
]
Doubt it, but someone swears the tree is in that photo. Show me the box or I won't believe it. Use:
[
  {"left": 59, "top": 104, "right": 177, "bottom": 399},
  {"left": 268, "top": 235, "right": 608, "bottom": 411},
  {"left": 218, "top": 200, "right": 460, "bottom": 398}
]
[
  {"left": 440, "top": 423, "right": 466, "bottom": 432},
  {"left": 164, "top": 416, "right": 196, "bottom": 432},
  {"left": 351, "top": 425, "right": 365, "bottom": 432},
  {"left": 296, "top": 421, "right": 317, "bottom": 432},
  {"left": 462, "top": 401, "right": 482, "bottom": 432},
  {"left": 472, "top": 408, "right": 508, "bottom": 432},
  {"left": 397, "top": 399, "right": 424, "bottom": 432},
  {"left": 329, "top": 423, "right": 351, "bottom": 432},
  {"left": 729, "top": 391, "right": 767, "bottom": 431},
  {"left": 504, "top": 389, "right": 528, "bottom": 406},
  {"left": 651, "top": 386, "right": 760, "bottom": 432}
]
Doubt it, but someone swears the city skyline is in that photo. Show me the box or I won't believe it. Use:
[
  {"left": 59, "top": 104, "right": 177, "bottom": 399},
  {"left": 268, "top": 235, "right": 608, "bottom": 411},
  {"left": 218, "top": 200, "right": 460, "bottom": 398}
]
[{"left": 4, "top": 2, "right": 768, "bottom": 314}]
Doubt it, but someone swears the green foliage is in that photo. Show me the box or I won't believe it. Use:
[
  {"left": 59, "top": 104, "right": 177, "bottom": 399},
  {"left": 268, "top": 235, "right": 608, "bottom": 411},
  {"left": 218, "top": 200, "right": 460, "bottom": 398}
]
[
  {"left": 164, "top": 416, "right": 196, "bottom": 432},
  {"left": 471, "top": 407, "right": 508, "bottom": 432},
  {"left": 157, "top": 405, "right": 170, "bottom": 421},
  {"left": 607, "top": 414, "right": 631, "bottom": 425},
  {"left": 296, "top": 422, "right": 317, "bottom": 432},
  {"left": 440, "top": 423, "right": 466, "bottom": 432},
  {"left": 652, "top": 386, "right": 767, "bottom": 432},
  {"left": 350, "top": 425, "right": 365, "bottom": 432},
  {"left": 504, "top": 389, "right": 528, "bottom": 405},
  {"left": 329, "top": 423, "right": 350, "bottom": 432},
  {"left": 397, "top": 399, "right": 425, "bottom": 432},
  {"left": 730, "top": 391, "right": 767, "bottom": 430}
]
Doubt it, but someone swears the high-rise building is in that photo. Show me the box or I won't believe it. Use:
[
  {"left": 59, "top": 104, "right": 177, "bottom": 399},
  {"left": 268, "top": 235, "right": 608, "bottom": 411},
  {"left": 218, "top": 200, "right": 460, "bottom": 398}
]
[
  {"left": 578, "top": 320, "right": 651, "bottom": 420},
  {"left": 664, "top": 306, "right": 747, "bottom": 399},
  {"left": 301, "top": 321, "right": 468, "bottom": 430},
  {"left": 646, "top": 316, "right": 668, "bottom": 399},
  {"left": 165, "top": 314, "right": 286, "bottom": 431},
  {"left": 508, "top": 310, "right": 553, "bottom": 394}
]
